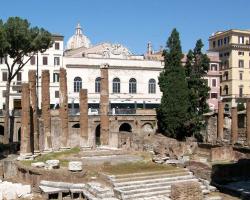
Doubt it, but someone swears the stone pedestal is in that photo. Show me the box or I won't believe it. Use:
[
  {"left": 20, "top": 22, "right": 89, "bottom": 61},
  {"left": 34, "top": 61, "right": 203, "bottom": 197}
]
[
  {"left": 171, "top": 181, "right": 203, "bottom": 200},
  {"left": 28, "top": 70, "right": 39, "bottom": 153},
  {"left": 59, "top": 68, "right": 69, "bottom": 148},
  {"left": 217, "top": 101, "right": 224, "bottom": 141},
  {"left": 80, "top": 89, "right": 88, "bottom": 146},
  {"left": 100, "top": 64, "right": 109, "bottom": 146},
  {"left": 247, "top": 100, "right": 250, "bottom": 146},
  {"left": 68, "top": 161, "right": 82, "bottom": 171},
  {"left": 231, "top": 107, "right": 238, "bottom": 144},
  {"left": 42, "top": 70, "right": 52, "bottom": 151},
  {"left": 20, "top": 83, "right": 32, "bottom": 156}
]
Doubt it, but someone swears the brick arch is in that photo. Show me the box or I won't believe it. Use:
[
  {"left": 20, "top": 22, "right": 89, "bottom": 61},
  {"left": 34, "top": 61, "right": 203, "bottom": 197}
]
[
  {"left": 72, "top": 123, "right": 80, "bottom": 128},
  {"left": 119, "top": 122, "right": 133, "bottom": 133}
]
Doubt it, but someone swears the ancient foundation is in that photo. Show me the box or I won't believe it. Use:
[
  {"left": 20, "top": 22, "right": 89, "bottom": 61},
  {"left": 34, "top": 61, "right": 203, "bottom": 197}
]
[
  {"left": 28, "top": 70, "right": 39, "bottom": 153},
  {"left": 100, "top": 64, "right": 110, "bottom": 145},
  {"left": 41, "top": 70, "right": 52, "bottom": 151},
  {"left": 231, "top": 107, "right": 238, "bottom": 144},
  {"left": 79, "top": 89, "right": 88, "bottom": 146},
  {"left": 20, "top": 83, "right": 32, "bottom": 155},
  {"left": 59, "top": 68, "right": 69, "bottom": 148},
  {"left": 217, "top": 101, "right": 224, "bottom": 141},
  {"left": 246, "top": 100, "right": 250, "bottom": 146}
]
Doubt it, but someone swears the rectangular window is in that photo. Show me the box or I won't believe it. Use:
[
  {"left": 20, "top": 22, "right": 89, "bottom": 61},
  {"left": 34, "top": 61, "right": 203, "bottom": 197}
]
[
  {"left": 17, "top": 72, "right": 22, "bottom": 84},
  {"left": 238, "top": 51, "right": 244, "bottom": 56},
  {"left": 54, "top": 57, "right": 60, "bottom": 66},
  {"left": 239, "top": 60, "right": 244, "bottom": 68},
  {"left": 2, "top": 72, "right": 7, "bottom": 81},
  {"left": 30, "top": 56, "right": 36, "bottom": 65},
  {"left": 224, "top": 37, "right": 227, "bottom": 45},
  {"left": 212, "top": 79, "right": 217, "bottom": 87},
  {"left": 238, "top": 36, "right": 244, "bottom": 44},
  {"left": 2, "top": 90, "right": 6, "bottom": 98},
  {"left": 55, "top": 91, "right": 59, "bottom": 98},
  {"left": 213, "top": 41, "right": 216, "bottom": 48},
  {"left": 53, "top": 73, "right": 59, "bottom": 82},
  {"left": 239, "top": 72, "right": 243, "bottom": 80},
  {"left": 211, "top": 93, "right": 218, "bottom": 99},
  {"left": 43, "top": 56, "right": 48, "bottom": 65},
  {"left": 239, "top": 87, "right": 243, "bottom": 97},
  {"left": 211, "top": 64, "right": 218, "bottom": 71},
  {"left": 55, "top": 42, "right": 60, "bottom": 50}
]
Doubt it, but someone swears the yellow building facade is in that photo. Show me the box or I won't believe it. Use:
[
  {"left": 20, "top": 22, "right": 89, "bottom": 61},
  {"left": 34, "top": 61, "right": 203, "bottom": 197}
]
[{"left": 209, "top": 29, "right": 250, "bottom": 108}]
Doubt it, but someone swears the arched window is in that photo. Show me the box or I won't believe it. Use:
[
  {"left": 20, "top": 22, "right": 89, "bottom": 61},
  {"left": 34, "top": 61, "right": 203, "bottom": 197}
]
[
  {"left": 95, "top": 77, "right": 101, "bottom": 93},
  {"left": 148, "top": 79, "right": 156, "bottom": 94},
  {"left": 223, "top": 85, "right": 228, "bottom": 95},
  {"left": 129, "top": 78, "right": 137, "bottom": 94},
  {"left": 113, "top": 78, "right": 120, "bottom": 93},
  {"left": 74, "top": 77, "right": 82, "bottom": 92}
]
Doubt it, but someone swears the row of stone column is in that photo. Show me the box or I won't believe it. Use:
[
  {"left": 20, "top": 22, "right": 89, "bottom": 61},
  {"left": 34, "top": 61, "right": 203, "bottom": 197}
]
[
  {"left": 217, "top": 101, "right": 250, "bottom": 145},
  {"left": 20, "top": 65, "right": 110, "bottom": 155}
]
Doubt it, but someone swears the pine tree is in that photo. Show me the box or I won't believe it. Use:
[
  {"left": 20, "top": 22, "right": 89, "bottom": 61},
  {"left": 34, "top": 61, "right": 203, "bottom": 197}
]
[
  {"left": 157, "top": 29, "right": 190, "bottom": 139},
  {"left": 185, "top": 39, "right": 210, "bottom": 139}
]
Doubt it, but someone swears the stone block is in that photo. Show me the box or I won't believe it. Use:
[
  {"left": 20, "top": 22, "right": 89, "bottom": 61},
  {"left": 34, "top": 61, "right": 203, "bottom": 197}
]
[
  {"left": 171, "top": 181, "right": 203, "bottom": 200},
  {"left": 210, "top": 146, "right": 234, "bottom": 162},
  {"left": 68, "top": 161, "right": 82, "bottom": 171},
  {"left": 45, "top": 160, "right": 60, "bottom": 169},
  {"left": 31, "top": 162, "right": 45, "bottom": 168}
]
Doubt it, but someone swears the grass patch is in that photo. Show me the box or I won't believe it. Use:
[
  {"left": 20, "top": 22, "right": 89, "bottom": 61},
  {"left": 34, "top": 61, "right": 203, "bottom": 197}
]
[
  {"left": 102, "top": 161, "right": 175, "bottom": 175},
  {"left": 21, "top": 147, "right": 80, "bottom": 167}
]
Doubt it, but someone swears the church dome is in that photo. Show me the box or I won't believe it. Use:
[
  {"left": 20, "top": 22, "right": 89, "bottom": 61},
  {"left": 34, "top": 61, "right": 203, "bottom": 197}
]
[{"left": 66, "top": 23, "right": 91, "bottom": 49}]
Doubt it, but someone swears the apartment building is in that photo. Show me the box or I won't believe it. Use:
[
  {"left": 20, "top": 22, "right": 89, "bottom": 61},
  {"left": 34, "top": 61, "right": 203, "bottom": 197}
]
[{"left": 209, "top": 29, "right": 250, "bottom": 108}]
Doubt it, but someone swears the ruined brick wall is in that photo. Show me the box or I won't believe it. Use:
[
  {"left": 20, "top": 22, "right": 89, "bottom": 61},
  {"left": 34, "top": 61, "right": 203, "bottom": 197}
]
[
  {"left": 41, "top": 70, "right": 51, "bottom": 150},
  {"left": 28, "top": 70, "right": 39, "bottom": 152},
  {"left": 210, "top": 146, "right": 234, "bottom": 162},
  {"left": 79, "top": 89, "right": 88, "bottom": 146},
  {"left": 205, "top": 115, "right": 217, "bottom": 143},
  {"left": 100, "top": 64, "right": 109, "bottom": 145},
  {"left": 20, "top": 83, "right": 31, "bottom": 155},
  {"left": 59, "top": 68, "right": 69, "bottom": 148}
]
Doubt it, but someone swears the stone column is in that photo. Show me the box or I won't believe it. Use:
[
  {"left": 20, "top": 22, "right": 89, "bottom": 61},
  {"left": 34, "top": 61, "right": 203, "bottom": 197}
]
[
  {"left": 59, "top": 68, "right": 69, "bottom": 148},
  {"left": 80, "top": 89, "right": 88, "bottom": 146},
  {"left": 231, "top": 107, "right": 238, "bottom": 144},
  {"left": 100, "top": 64, "right": 109, "bottom": 145},
  {"left": 42, "top": 70, "right": 52, "bottom": 151},
  {"left": 247, "top": 100, "right": 250, "bottom": 146},
  {"left": 28, "top": 70, "right": 39, "bottom": 153},
  {"left": 217, "top": 101, "right": 224, "bottom": 141},
  {"left": 20, "top": 83, "right": 32, "bottom": 155}
]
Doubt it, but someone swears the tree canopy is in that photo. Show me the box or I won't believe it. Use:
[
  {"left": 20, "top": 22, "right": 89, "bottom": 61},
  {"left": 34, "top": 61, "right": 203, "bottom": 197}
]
[
  {"left": 185, "top": 39, "right": 210, "bottom": 140},
  {"left": 0, "top": 16, "right": 53, "bottom": 144},
  {"left": 157, "top": 28, "right": 190, "bottom": 139}
]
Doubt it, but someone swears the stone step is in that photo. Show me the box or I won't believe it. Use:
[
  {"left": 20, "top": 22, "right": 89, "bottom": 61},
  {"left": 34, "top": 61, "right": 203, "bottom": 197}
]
[
  {"left": 120, "top": 188, "right": 210, "bottom": 200},
  {"left": 111, "top": 171, "right": 192, "bottom": 183},
  {"left": 116, "top": 178, "right": 205, "bottom": 192},
  {"left": 116, "top": 180, "right": 206, "bottom": 195},
  {"left": 108, "top": 169, "right": 188, "bottom": 179},
  {"left": 120, "top": 187, "right": 210, "bottom": 200},
  {"left": 113, "top": 174, "right": 195, "bottom": 187}
]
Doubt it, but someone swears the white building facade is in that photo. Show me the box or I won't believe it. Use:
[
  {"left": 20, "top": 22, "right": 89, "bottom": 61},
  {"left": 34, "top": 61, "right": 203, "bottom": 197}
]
[
  {"left": 0, "top": 34, "right": 64, "bottom": 110},
  {"left": 0, "top": 24, "right": 220, "bottom": 112}
]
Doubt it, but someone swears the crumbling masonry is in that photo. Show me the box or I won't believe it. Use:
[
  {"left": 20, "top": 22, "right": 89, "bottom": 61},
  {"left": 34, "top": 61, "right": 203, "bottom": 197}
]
[
  {"left": 59, "top": 68, "right": 69, "bottom": 148},
  {"left": 100, "top": 64, "right": 110, "bottom": 145},
  {"left": 42, "top": 70, "right": 52, "bottom": 151}
]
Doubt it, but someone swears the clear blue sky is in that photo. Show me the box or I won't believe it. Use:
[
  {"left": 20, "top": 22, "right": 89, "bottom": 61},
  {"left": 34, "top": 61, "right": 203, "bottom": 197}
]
[{"left": 1, "top": 0, "right": 250, "bottom": 54}]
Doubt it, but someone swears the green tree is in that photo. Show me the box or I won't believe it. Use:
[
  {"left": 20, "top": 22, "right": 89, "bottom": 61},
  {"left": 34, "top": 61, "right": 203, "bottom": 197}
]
[
  {"left": 157, "top": 28, "right": 190, "bottom": 139},
  {"left": 185, "top": 39, "right": 210, "bottom": 139},
  {"left": 0, "top": 17, "right": 53, "bottom": 144}
]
